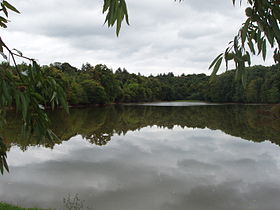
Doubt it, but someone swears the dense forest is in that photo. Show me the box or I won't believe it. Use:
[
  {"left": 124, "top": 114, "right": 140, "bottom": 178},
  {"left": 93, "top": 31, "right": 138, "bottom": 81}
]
[{"left": 2, "top": 62, "right": 280, "bottom": 104}]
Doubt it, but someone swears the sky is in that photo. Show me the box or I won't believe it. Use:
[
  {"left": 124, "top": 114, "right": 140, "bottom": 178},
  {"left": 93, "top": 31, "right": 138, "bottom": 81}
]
[{"left": 1, "top": 0, "right": 275, "bottom": 76}]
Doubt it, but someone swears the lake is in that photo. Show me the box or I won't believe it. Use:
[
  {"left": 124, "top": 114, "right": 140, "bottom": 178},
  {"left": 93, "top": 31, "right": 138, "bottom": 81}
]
[{"left": 1, "top": 102, "right": 280, "bottom": 210}]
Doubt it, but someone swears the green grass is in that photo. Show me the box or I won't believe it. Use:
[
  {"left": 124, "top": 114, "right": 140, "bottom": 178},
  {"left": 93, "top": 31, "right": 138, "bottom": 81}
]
[{"left": 0, "top": 202, "right": 45, "bottom": 210}]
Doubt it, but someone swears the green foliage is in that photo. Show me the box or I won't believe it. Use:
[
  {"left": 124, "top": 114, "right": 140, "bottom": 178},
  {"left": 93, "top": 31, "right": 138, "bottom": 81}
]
[
  {"left": 206, "top": 64, "right": 280, "bottom": 103},
  {"left": 81, "top": 80, "right": 108, "bottom": 104},
  {"left": 0, "top": 202, "right": 45, "bottom": 210},
  {"left": 103, "top": 0, "right": 129, "bottom": 36},
  {"left": 210, "top": 0, "right": 280, "bottom": 82},
  {"left": 246, "top": 78, "right": 262, "bottom": 102},
  {"left": 0, "top": 1, "right": 20, "bottom": 29},
  {"left": 0, "top": 61, "right": 68, "bottom": 174},
  {"left": 271, "top": 104, "right": 280, "bottom": 118},
  {"left": 0, "top": 5, "right": 71, "bottom": 172},
  {"left": 2, "top": 62, "right": 278, "bottom": 108}
]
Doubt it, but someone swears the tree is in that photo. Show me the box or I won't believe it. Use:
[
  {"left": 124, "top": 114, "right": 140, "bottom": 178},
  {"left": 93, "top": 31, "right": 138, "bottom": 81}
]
[
  {"left": 0, "top": 0, "right": 279, "bottom": 174},
  {"left": 0, "top": 2, "right": 68, "bottom": 174},
  {"left": 80, "top": 80, "right": 109, "bottom": 104},
  {"left": 208, "top": 0, "right": 280, "bottom": 84}
]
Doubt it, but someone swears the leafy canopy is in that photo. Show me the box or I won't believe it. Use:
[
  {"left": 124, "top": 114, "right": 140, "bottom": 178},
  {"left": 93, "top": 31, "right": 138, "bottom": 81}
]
[{"left": 210, "top": 0, "right": 280, "bottom": 86}]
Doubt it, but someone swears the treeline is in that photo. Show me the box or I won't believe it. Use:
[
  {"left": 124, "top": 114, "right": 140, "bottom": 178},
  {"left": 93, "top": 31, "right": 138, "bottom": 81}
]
[{"left": 3, "top": 62, "right": 280, "bottom": 104}]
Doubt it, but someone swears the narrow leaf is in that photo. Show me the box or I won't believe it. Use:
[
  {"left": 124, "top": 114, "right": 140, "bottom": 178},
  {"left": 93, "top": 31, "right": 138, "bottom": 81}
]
[
  {"left": 3, "top": 1, "right": 20, "bottom": 13},
  {"left": 211, "top": 57, "right": 223, "bottom": 76},
  {"left": 262, "top": 39, "right": 267, "bottom": 60},
  {"left": 209, "top": 53, "right": 223, "bottom": 70}
]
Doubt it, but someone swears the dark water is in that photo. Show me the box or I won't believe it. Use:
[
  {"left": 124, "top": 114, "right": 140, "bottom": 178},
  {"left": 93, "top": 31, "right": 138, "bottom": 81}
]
[{"left": 1, "top": 102, "right": 280, "bottom": 210}]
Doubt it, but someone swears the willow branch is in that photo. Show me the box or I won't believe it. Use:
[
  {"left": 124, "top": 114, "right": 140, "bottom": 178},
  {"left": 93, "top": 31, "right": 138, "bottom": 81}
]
[
  {"left": 0, "top": 36, "right": 36, "bottom": 81},
  {"left": 0, "top": 36, "right": 23, "bottom": 80}
]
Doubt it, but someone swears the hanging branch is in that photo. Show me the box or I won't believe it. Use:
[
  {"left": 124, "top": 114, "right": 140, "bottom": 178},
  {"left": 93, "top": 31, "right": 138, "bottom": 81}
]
[{"left": 0, "top": 36, "right": 39, "bottom": 85}]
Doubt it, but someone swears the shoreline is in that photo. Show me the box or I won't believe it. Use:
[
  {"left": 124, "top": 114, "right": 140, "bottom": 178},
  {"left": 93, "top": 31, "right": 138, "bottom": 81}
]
[{"left": 67, "top": 100, "right": 279, "bottom": 108}]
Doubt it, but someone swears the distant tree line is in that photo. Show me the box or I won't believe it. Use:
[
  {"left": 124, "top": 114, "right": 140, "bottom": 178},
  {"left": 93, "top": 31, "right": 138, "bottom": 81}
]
[{"left": 2, "top": 62, "right": 280, "bottom": 105}]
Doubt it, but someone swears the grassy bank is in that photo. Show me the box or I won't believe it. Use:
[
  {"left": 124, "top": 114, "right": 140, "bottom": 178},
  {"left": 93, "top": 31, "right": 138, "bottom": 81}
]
[{"left": 0, "top": 202, "right": 45, "bottom": 210}]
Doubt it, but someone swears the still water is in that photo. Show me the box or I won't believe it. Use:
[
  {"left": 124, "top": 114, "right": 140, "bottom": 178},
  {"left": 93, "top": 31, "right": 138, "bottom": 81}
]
[{"left": 1, "top": 102, "right": 280, "bottom": 210}]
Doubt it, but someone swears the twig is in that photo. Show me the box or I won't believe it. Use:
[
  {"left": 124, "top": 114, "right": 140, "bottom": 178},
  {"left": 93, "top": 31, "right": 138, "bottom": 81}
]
[
  {"left": 12, "top": 52, "right": 35, "bottom": 61},
  {"left": 0, "top": 36, "right": 37, "bottom": 81},
  {"left": 0, "top": 36, "right": 23, "bottom": 80}
]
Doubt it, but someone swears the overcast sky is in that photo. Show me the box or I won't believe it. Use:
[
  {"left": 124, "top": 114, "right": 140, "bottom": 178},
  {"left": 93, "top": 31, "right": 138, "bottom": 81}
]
[{"left": 2, "top": 0, "right": 274, "bottom": 75}]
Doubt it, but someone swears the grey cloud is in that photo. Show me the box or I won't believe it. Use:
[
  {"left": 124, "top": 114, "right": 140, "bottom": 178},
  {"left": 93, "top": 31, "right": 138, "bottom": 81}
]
[
  {"left": 4, "top": 0, "right": 259, "bottom": 76},
  {"left": 186, "top": 0, "right": 239, "bottom": 12}
]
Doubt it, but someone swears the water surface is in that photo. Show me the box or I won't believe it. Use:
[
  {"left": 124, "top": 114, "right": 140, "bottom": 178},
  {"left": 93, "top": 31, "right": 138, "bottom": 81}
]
[{"left": 1, "top": 103, "right": 280, "bottom": 210}]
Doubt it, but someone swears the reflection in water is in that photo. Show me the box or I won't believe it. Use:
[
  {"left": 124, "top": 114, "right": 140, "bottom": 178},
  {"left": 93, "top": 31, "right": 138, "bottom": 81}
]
[
  {"left": 1, "top": 103, "right": 280, "bottom": 210},
  {"left": 1, "top": 104, "right": 279, "bottom": 150}
]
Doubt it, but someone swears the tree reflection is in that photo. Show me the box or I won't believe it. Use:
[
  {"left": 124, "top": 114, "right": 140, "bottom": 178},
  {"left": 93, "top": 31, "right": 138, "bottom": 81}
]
[{"left": 1, "top": 104, "right": 280, "bottom": 152}]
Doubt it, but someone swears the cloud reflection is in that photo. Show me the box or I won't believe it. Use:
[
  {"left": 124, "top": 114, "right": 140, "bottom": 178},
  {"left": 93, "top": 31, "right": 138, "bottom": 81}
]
[{"left": 1, "top": 126, "right": 280, "bottom": 210}]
